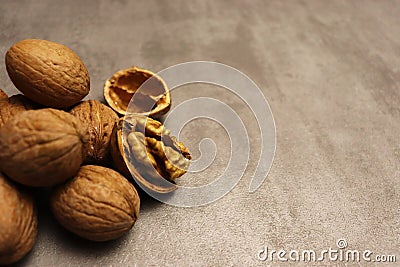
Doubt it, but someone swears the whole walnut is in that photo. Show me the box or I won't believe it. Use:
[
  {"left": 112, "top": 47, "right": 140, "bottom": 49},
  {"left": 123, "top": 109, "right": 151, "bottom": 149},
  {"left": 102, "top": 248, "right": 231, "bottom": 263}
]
[
  {"left": 51, "top": 165, "right": 140, "bottom": 242},
  {"left": 0, "top": 109, "right": 89, "bottom": 187},
  {"left": 0, "top": 94, "right": 37, "bottom": 128},
  {"left": 0, "top": 173, "right": 37, "bottom": 265},
  {"left": 70, "top": 100, "right": 118, "bottom": 164},
  {"left": 5, "top": 39, "right": 90, "bottom": 108},
  {"left": 0, "top": 89, "right": 7, "bottom": 100}
]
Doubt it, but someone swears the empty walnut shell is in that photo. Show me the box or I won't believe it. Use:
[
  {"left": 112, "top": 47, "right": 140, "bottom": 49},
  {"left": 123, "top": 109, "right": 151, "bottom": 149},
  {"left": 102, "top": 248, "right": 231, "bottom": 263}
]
[
  {"left": 104, "top": 67, "right": 171, "bottom": 118},
  {"left": 5, "top": 39, "right": 90, "bottom": 108},
  {"left": 110, "top": 116, "right": 191, "bottom": 193},
  {"left": 0, "top": 173, "right": 37, "bottom": 265},
  {"left": 70, "top": 100, "right": 118, "bottom": 164},
  {"left": 0, "top": 109, "right": 89, "bottom": 187},
  {"left": 51, "top": 165, "right": 140, "bottom": 242},
  {"left": 0, "top": 94, "right": 37, "bottom": 128},
  {"left": 0, "top": 89, "right": 7, "bottom": 100}
]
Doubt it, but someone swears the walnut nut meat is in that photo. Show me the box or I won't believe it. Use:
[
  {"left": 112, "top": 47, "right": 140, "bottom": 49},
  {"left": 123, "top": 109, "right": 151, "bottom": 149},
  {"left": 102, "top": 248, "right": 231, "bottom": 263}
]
[
  {"left": 129, "top": 116, "right": 191, "bottom": 180},
  {"left": 104, "top": 67, "right": 171, "bottom": 118},
  {"left": 0, "top": 173, "right": 37, "bottom": 265},
  {"left": 110, "top": 116, "right": 191, "bottom": 193},
  {"left": 70, "top": 100, "right": 118, "bottom": 164},
  {"left": 51, "top": 165, "right": 140, "bottom": 242},
  {"left": 5, "top": 39, "right": 90, "bottom": 108},
  {"left": 0, "top": 109, "right": 89, "bottom": 187}
]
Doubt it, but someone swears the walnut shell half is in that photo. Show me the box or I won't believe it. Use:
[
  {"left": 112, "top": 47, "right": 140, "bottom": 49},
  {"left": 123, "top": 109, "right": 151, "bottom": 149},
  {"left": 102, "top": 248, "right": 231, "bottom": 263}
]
[
  {"left": 0, "top": 173, "right": 37, "bottom": 265},
  {"left": 51, "top": 165, "right": 140, "bottom": 242},
  {"left": 70, "top": 100, "right": 118, "bottom": 164},
  {"left": 0, "top": 109, "right": 89, "bottom": 187},
  {"left": 5, "top": 39, "right": 90, "bottom": 108},
  {"left": 104, "top": 67, "right": 171, "bottom": 118}
]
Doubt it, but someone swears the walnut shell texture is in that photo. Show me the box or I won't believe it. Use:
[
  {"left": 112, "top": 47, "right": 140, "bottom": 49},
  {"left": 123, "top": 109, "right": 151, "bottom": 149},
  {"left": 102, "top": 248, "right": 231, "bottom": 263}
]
[
  {"left": 104, "top": 67, "right": 171, "bottom": 118},
  {"left": 70, "top": 100, "right": 118, "bottom": 164},
  {"left": 0, "top": 94, "right": 37, "bottom": 128},
  {"left": 0, "top": 89, "right": 7, "bottom": 100},
  {"left": 0, "top": 173, "right": 37, "bottom": 265},
  {"left": 5, "top": 39, "right": 90, "bottom": 108},
  {"left": 51, "top": 165, "right": 140, "bottom": 242},
  {"left": 0, "top": 109, "right": 89, "bottom": 187}
]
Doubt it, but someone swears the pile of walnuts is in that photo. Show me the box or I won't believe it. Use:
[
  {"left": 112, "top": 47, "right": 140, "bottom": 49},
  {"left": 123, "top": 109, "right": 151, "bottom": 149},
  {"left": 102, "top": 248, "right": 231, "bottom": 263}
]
[{"left": 0, "top": 39, "right": 191, "bottom": 265}]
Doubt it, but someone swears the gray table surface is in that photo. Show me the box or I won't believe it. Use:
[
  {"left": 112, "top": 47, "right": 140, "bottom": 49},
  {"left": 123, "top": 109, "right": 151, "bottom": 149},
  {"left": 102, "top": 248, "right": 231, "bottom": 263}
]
[{"left": 1, "top": 0, "right": 399, "bottom": 266}]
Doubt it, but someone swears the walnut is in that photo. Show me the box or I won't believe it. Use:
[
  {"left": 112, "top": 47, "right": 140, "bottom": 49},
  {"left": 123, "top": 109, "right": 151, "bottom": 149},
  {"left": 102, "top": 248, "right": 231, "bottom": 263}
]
[
  {"left": 0, "top": 94, "right": 37, "bottom": 128},
  {"left": 110, "top": 116, "right": 191, "bottom": 193},
  {"left": 0, "top": 109, "right": 89, "bottom": 187},
  {"left": 70, "top": 100, "right": 118, "bottom": 164},
  {"left": 104, "top": 67, "right": 171, "bottom": 118},
  {"left": 50, "top": 165, "right": 140, "bottom": 242},
  {"left": 5, "top": 39, "right": 90, "bottom": 108},
  {"left": 0, "top": 173, "right": 37, "bottom": 265},
  {"left": 0, "top": 89, "right": 7, "bottom": 100}
]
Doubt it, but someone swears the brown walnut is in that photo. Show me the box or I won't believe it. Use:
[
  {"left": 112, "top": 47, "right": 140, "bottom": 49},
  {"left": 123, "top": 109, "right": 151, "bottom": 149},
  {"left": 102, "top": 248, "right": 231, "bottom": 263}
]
[
  {"left": 0, "top": 173, "right": 37, "bottom": 265},
  {"left": 110, "top": 115, "right": 191, "bottom": 193},
  {"left": 104, "top": 67, "right": 171, "bottom": 118},
  {"left": 5, "top": 39, "right": 90, "bottom": 108},
  {"left": 70, "top": 100, "right": 118, "bottom": 164},
  {"left": 0, "top": 89, "right": 7, "bottom": 100},
  {"left": 0, "top": 94, "right": 37, "bottom": 128},
  {"left": 0, "top": 109, "right": 89, "bottom": 187},
  {"left": 51, "top": 165, "right": 140, "bottom": 242}
]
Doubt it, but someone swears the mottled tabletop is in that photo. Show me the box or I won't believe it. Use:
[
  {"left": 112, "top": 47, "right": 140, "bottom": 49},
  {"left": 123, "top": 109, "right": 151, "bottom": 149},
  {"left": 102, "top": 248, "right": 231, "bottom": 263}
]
[{"left": 1, "top": 0, "right": 399, "bottom": 266}]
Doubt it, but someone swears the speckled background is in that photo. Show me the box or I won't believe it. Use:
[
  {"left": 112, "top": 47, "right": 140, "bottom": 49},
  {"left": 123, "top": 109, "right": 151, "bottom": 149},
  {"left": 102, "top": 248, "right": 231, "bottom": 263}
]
[{"left": 1, "top": 0, "right": 399, "bottom": 266}]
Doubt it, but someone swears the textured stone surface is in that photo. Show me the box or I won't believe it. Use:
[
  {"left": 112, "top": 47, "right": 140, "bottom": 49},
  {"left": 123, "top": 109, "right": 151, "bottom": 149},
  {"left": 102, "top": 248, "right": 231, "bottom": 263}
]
[{"left": 0, "top": 0, "right": 399, "bottom": 266}]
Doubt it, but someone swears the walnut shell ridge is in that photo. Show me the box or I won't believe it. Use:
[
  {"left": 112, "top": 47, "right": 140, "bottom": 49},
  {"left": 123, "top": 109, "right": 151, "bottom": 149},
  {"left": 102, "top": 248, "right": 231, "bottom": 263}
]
[
  {"left": 51, "top": 165, "right": 140, "bottom": 242},
  {"left": 0, "top": 109, "right": 89, "bottom": 187},
  {"left": 0, "top": 173, "right": 37, "bottom": 265},
  {"left": 5, "top": 39, "right": 90, "bottom": 108},
  {"left": 70, "top": 100, "right": 118, "bottom": 164}
]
